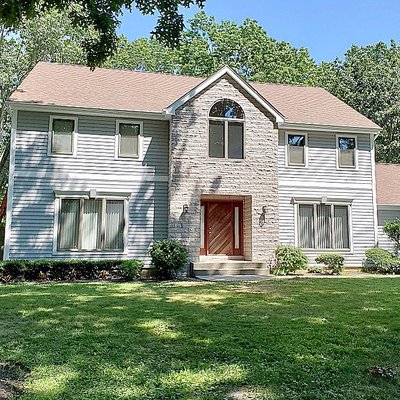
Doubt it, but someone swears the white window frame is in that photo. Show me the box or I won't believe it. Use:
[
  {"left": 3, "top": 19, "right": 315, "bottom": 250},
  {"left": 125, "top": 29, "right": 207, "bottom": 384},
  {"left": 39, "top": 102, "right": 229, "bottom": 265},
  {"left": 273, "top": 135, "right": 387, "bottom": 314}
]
[
  {"left": 208, "top": 100, "right": 246, "bottom": 160},
  {"left": 285, "top": 131, "right": 308, "bottom": 167},
  {"left": 294, "top": 199, "right": 353, "bottom": 252},
  {"left": 48, "top": 115, "right": 78, "bottom": 157},
  {"left": 336, "top": 134, "right": 358, "bottom": 170},
  {"left": 115, "top": 119, "right": 143, "bottom": 160},
  {"left": 53, "top": 191, "right": 129, "bottom": 255}
]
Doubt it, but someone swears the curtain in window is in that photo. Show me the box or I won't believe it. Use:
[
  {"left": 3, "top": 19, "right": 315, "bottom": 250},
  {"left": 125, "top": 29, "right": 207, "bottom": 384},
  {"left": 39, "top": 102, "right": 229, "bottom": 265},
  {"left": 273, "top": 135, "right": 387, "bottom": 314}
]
[
  {"left": 316, "top": 205, "right": 331, "bottom": 248},
  {"left": 298, "top": 205, "right": 314, "bottom": 248},
  {"left": 58, "top": 199, "right": 79, "bottom": 250},
  {"left": 105, "top": 200, "right": 124, "bottom": 250},
  {"left": 52, "top": 119, "right": 74, "bottom": 153},
  {"left": 333, "top": 206, "right": 349, "bottom": 249},
  {"left": 81, "top": 199, "right": 102, "bottom": 250},
  {"left": 119, "top": 123, "right": 139, "bottom": 156}
]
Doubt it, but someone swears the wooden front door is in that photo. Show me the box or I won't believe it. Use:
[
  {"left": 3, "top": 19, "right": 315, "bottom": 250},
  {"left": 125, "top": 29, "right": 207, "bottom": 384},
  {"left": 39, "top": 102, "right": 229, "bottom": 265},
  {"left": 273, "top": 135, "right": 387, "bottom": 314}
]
[{"left": 200, "top": 201, "right": 243, "bottom": 256}]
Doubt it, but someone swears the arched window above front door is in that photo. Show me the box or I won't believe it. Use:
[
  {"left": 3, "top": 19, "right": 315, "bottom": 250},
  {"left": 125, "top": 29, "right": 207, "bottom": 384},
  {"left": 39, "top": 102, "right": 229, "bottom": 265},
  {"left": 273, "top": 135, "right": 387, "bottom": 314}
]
[{"left": 208, "top": 99, "right": 245, "bottom": 159}]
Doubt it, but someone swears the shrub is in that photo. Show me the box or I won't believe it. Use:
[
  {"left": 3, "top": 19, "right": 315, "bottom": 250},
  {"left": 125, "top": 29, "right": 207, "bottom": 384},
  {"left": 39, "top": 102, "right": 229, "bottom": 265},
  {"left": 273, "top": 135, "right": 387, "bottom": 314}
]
[
  {"left": 315, "top": 253, "right": 344, "bottom": 274},
  {"left": 0, "top": 259, "right": 144, "bottom": 282},
  {"left": 307, "top": 266, "right": 323, "bottom": 274},
  {"left": 149, "top": 240, "right": 188, "bottom": 279},
  {"left": 117, "top": 260, "right": 144, "bottom": 280},
  {"left": 383, "top": 218, "right": 400, "bottom": 255},
  {"left": 273, "top": 245, "right": 308, "bottom": 275},
  {"left": 363, "top": 248, "right": 400, "bottom": 274}
]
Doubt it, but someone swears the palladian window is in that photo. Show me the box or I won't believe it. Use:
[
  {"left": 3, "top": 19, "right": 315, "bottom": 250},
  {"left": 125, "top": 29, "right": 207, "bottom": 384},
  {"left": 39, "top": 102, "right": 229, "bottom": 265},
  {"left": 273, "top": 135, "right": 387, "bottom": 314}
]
[{"left": 209, "top": 99, "right": 245, "bottom": 159}]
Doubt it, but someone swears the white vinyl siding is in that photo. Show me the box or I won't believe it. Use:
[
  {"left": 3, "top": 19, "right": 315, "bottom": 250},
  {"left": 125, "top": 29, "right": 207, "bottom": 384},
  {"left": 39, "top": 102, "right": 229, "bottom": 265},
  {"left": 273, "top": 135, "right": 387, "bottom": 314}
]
[
  {"left": 377, "top": 207, "right": 400, "bottom": 253},
  {"left": 9, "top": 111, "right": 169, "bottom": 262},
  {"left": 278, "top": 130, "right": 375, "bottom": 266}
]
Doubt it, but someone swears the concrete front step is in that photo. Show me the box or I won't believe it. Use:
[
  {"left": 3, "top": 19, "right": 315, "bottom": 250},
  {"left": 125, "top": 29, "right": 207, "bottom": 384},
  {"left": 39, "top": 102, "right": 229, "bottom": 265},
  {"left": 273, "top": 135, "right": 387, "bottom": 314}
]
[{"left": 193, "top": 261, "right": 270, "bottom": 277}]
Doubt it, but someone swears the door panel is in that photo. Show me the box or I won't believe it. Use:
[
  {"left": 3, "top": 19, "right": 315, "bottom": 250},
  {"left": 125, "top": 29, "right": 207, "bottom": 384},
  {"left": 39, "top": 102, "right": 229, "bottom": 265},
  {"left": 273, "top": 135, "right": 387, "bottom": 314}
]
[{"left": 208, "top": 203, "right": 233, "bottom": 255}]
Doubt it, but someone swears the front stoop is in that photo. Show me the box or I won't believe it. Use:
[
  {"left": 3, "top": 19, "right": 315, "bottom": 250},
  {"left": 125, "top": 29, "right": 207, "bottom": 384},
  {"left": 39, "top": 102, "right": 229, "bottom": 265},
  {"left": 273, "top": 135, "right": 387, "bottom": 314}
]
[{"left": 193, "top": 261, "right": 270, "bottom": 277}]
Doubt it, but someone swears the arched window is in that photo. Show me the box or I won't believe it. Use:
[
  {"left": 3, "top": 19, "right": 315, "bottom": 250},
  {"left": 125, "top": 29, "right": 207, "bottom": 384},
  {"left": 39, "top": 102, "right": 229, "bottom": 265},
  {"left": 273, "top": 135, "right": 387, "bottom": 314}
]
[{"left": 208, "top": 99, "right": 245, "bottom": 159}]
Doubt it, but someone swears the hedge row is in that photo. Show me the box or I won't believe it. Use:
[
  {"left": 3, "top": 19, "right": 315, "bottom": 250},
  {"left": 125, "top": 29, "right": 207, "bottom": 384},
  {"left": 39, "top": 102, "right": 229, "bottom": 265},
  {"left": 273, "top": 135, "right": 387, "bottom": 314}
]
[
  {"left": 362, "top": 248, "right": 400, "bottom": 274},
  {"left": 0, "top": 259, "right": 144, "bottom": 282}
]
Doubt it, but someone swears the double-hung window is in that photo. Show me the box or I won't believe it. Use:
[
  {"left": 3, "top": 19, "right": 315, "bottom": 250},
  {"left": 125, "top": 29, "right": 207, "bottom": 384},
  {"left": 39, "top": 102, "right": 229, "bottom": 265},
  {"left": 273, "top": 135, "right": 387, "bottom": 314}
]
[
  {"left": 58, "top": 197, "right": 125, "bottom": 251},
  {"left": 337, "top": 135, "right": 357, "bottom": 168},
  {"left": 209, "top": 99, "right": 245, "bottom": 159},
  {"left": 49, "top": 116, "right": 77, "bottom": 155},
  {"left": 116, "top": 120, "right": 142, "bottom": 158},
  {"left": 287, "top": 133, "right": 307, "bottom": 166},
  {"left": 297, "top": 203, "right": 350, "bottom": 250}
]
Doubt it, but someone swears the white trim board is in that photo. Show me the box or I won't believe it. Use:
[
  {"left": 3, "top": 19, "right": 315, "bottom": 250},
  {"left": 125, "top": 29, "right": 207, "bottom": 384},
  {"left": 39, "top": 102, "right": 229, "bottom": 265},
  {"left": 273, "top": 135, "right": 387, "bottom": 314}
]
[
  {"left": 164, "top": 65, "right": 285, "bottom": 122},
  {"left": 4, "top": 109, "right": 17, "bottom": 260},
  {"left": 279, "top": 122, "right": 381, "bottom": 135},
  {"left": 279, "top": 180, "right": 372, "bottom": 190}
]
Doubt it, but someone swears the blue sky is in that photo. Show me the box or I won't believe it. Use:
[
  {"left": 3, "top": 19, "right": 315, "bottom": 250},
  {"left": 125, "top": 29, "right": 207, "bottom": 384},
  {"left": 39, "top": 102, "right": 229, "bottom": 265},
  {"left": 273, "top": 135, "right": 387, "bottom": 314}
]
[{"left": 118, "top": 0, "right": 400, "bottom": 63}]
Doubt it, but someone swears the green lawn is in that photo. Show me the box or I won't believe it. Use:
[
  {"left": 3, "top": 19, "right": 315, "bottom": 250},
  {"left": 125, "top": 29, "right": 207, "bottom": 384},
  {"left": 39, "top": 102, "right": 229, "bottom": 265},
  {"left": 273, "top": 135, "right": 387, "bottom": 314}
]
[{"left": 0, "top": 279, "right": 399, "bottom": 399}]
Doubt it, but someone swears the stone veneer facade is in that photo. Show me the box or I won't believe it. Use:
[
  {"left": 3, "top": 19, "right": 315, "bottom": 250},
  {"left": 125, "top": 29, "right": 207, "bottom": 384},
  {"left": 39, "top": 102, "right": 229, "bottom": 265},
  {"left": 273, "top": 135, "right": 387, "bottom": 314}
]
[{"left": 168, "top": 75, "right": 279, "bottom": 264}]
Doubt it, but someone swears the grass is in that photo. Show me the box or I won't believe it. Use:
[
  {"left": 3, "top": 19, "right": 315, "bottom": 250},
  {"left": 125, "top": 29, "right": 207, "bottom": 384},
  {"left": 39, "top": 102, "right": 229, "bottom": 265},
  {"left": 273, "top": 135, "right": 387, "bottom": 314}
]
[{"left": 0, "top": 279, "right": 399, "bottom": 399}]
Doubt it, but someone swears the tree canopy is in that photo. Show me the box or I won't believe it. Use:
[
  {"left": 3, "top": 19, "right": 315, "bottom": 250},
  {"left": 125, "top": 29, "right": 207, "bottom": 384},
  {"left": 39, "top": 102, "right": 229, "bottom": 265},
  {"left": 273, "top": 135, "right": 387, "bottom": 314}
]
[{"left": 0, "top": 0, "right": 205, "bottom": 67}]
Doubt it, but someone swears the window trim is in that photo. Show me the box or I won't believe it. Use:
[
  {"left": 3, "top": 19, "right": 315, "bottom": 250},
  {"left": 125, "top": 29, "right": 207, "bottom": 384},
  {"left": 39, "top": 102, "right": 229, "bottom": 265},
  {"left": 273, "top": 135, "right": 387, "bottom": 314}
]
[
  {"left": 285, "top": 131, "right": 308, "bottom": 167},
  {"left": 294, "top": 199, "right": 353, "bottom": 252},
  {"left": 208, "top": 100, "right": 245, "bottom": 160},
  {"left": 53, "top": 193, "right": 129, "bottom": 255},
  {"left": 115, "top": 119, "right": 143, "bottom": 160},
  {"left": 48, "top": 115, "right": 78, "bottom": 157},
  {"left": 336, "top": 134, "right": 358, "bottom": 170}
]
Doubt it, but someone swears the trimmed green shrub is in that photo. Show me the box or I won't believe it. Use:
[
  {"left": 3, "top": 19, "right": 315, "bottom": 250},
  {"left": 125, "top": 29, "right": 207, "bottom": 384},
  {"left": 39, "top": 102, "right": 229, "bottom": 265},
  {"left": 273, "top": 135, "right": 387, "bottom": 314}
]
[
  {"left": 383, "top": 218, "right": 400, "bottom": 255},
  {"left": 315, "top": 253, "right": 344, "bottom": 274},
  {"left": 363, "top": 248, "right": 400, "bottom": 274},
  {"left": 273, "top": 245, "right": 308, "bottom": 275},
  {"left": 0, "top": 259, "right": 144, "bottom": 282},
  {"left": 117, "top": 260, "right": 144, "bottom": 280},
  {"left": 149, "top": 240, "right": 188, "bottom": 279}
]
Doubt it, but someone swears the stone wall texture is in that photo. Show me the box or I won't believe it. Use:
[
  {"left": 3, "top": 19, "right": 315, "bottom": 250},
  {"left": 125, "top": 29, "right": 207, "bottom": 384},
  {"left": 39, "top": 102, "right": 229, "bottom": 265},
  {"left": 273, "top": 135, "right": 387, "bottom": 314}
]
[{"left": 168, "top": 76, "right": 279, "bottom": 264}]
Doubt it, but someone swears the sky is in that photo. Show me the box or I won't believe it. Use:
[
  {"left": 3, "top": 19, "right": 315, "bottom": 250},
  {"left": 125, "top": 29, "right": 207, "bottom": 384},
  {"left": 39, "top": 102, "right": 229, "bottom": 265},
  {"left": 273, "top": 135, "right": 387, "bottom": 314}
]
[{"left": 117, "top": 0, "right": 400, "bottom": 63}]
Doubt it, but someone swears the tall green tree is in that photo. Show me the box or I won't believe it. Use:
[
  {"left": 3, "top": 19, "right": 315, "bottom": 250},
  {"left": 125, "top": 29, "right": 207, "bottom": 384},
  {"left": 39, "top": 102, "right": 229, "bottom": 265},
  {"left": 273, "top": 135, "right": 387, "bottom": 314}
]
[
  {"left": 319, "top": 41, "right": 400, "bottom": 163},
  {"left": 0, "top": 10, "right": 90, "bottom": 139},
  {"left": 0, "top": 0, "right": 205, "bottom": 67},
  {"left": 107, "top": 12, "right": 319, "bottom": 85}
]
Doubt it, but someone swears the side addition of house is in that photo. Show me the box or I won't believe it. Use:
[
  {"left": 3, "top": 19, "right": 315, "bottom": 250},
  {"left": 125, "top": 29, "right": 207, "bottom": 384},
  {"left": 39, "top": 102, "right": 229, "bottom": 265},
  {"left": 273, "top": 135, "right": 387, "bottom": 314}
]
[{"left": 4, "top": 62, "right": 381, "bottom": 272}]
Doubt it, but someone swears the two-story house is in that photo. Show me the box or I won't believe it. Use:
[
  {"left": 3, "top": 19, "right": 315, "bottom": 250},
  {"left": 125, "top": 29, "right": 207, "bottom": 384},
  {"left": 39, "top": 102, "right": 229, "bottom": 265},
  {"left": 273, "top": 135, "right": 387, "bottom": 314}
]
[{"left": 4, "top": 62, "right": 381, "bottom": 274}]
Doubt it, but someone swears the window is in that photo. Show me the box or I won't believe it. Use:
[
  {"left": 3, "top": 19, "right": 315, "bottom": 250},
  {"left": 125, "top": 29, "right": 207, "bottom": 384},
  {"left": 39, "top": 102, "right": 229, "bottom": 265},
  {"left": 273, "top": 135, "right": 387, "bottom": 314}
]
[
  {"left": 116, "top": 120, "right": 142, "bottom": 158},
  {"left": 50, "top": 116, "right": 77, "bottom": 155},
  {"left": 298, "top": 203, "right": 350, "bottom": 250},
  {"left": 209, "top": 99, "right": 244, "bottom": 159},
  {"left": 287, "top": 133, "right": 307, "bottom": 166},
  {"left": 58, "top": 198, "right": 125, "bottom": 251},
  {"left": 337, "top": 136, "right": 357, "bottom": 168}
]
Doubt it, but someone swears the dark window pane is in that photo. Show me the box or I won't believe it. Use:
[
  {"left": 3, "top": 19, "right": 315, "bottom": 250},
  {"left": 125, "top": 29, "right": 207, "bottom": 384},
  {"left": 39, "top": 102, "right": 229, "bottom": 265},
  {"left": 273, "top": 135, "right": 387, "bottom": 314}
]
[
  {"left": 209, "top": 121, "right": 225, "bottom": 158},
  {"left": 288, "top": 134, "right": 305, "bottom": 165},
  {"left": 228, "top": 122, "right": 244, "bottom": 159},
  {"left": 209, "top": 99, "right": 244, "bottom": 119},
  {"left": 58, "top": 199, "right": 79, "bottom": 250},
  {"left": 288, "top": 134, "right": 305, "bottom": 146},
  {"left": 316, "top": 205, "right": 331, "bottom": 249},
  {"left": 52, "top": 119, "right": 74, "bottom": 153},
  {"left": 338, "top": 137, "right": 356, "bottom": 167},
  {"left": 333, "top": 206, "right": 349, "bottom": 249},
  {"left": 298, "top": 205, "right": 314, "bottom": 248}
]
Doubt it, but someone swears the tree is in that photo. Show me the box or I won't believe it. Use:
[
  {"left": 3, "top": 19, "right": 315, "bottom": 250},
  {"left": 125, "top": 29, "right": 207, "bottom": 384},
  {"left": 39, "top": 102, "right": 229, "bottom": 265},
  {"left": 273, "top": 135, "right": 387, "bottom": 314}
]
[
  {"left": 107, "top": 12, "right": 319, "bottom": 85},
  {"left": 384, "top": 218, "right": 400, "bottom": 256},
  {"left": 0, "top": 10, "right": 89, "bottom": 139},
  {"left": 319, "top": 41, "right": 400, "bottom": 163},
  {"left": 0, "top": 0, "right": 205, "bottom": 67}
]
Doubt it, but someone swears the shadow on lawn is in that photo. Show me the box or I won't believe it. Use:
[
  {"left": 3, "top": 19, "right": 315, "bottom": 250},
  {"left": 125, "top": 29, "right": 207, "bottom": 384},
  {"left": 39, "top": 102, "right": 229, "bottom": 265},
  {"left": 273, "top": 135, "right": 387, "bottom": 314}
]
[{"left": 0, "top": 280, "right": 400, "bottom": 399}]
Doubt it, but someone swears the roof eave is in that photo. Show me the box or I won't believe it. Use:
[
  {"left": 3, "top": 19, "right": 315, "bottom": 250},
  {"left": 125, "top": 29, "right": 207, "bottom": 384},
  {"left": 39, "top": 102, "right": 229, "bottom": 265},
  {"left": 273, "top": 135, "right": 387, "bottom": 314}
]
[
  {"left": 7, "top": 101, "right": 170, "bottom": 121},
  {"left": 278, "top": 121, "right": 382, "bottom": 135}
]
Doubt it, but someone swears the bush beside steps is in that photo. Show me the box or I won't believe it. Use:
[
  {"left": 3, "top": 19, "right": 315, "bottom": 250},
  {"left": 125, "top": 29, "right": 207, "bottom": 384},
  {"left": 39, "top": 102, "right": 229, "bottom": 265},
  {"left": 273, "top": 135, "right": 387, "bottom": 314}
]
[{"left": 0, "top": 259, "right": 144, "bottom": 283}]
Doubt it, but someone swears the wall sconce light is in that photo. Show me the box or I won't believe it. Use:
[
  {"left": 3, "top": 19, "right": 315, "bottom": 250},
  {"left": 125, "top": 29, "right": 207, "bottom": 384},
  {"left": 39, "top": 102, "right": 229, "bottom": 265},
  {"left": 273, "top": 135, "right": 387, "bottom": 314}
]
[
  {"left": 255, "top": 206, "right": 267, "bottom": 227},
  {"left": 182, "top": 204, "right": 189, "bottom": 214}
]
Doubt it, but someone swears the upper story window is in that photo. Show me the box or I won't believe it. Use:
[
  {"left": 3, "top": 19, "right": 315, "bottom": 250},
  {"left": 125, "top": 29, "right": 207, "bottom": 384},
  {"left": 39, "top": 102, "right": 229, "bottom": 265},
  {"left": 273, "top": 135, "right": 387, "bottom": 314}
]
[
  {"left": 337, "top": 135, "right": 357, "bottom": 168},
  {"left": 287, "top": 133, "right": 307, "bottom": 166},
  {"left": 116, "top": 120, "right": 143, "bottom": 159},
  {"left": 49, "top": 116, "right": 77, "bottom": 156},
  {"left": 209, "top": 99, "right": 245, "bottom": 159}
]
